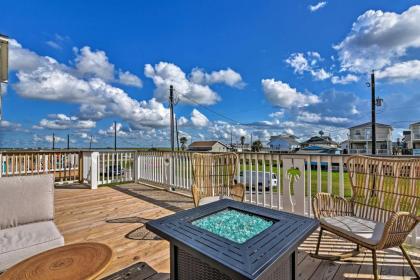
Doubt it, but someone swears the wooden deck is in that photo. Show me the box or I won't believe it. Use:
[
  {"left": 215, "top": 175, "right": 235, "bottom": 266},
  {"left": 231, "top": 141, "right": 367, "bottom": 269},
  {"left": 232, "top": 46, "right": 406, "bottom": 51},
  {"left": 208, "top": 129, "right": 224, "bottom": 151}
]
[{"left": 54, "top": 183, "right": 420, "bottom": 279}]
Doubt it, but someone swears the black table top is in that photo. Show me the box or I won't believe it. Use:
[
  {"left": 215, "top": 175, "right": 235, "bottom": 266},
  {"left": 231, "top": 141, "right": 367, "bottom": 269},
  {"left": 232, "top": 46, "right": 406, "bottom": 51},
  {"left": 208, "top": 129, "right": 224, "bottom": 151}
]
[{"left": 146, "top": 199, "right": 318, "bottom": 279}]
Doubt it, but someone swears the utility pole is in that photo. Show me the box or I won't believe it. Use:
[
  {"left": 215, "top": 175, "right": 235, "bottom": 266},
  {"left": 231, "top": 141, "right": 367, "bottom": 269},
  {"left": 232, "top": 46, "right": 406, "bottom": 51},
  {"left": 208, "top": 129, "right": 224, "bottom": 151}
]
[
  {"left": 89, "top": 135, "right": 93, "bottom": 150},
  {"left": 169, "top": 85, "right": 175, "bottom": 191},
  {"left": 67, "top": 134, "right": 70, "bottom": 150},
  {"left": 371, "top": 70, "right": 376, "bottom": 155},
  {"left": 175, "top": 117, "right": 180, "bottom": 151},
  {"left": 169, "top": 85, "right": 175, "bottom": 152},
  {"left": 114, "top": 121, "right": 117, "bottom": 151},
  {"left": 52, "top": 133, "right": 55, "bottom": 150}
]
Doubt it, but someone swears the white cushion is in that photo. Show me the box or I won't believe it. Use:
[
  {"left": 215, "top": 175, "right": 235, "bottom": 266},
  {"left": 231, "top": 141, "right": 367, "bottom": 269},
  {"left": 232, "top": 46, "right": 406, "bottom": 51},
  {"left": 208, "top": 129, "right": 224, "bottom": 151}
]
[
  {"left": 0, "top": 221, "right": 64, "bottom": 271},
  {"left": 321, "top": 216, "right": 384, "bottom": 245},
  {"left": 198, "top": 196, "right": 233, "bottom": 206},
  {"left": 0, "top": 174, "right": 55, "bottom": 229}
]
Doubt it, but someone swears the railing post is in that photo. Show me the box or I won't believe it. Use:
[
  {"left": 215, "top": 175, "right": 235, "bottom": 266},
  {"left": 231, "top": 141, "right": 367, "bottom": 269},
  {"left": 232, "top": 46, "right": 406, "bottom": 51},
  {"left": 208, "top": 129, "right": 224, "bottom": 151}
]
[
  {"left": 134, "top": 151, "right": 139, "bottom": 183},
  {"left": 90, "top": 152, "right": 99, "bottom": 189},
  {"left": 0, "top": 152, "right": 2, "bottom": 178}
]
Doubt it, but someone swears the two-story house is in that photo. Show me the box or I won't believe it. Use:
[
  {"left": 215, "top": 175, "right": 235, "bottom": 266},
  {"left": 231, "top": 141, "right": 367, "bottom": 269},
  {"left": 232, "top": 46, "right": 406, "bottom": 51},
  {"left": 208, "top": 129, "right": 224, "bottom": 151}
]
[
  {"left": 408, "top": 122, "right": 420, "bottom": 155},
  {"left": 348, "top": 122, "right": 393, "bottom": 155}
]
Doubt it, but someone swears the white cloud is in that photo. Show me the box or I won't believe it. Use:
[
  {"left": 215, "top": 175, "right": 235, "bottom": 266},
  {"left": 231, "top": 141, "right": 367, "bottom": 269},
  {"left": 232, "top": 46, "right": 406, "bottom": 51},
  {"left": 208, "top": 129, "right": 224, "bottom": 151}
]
[
  {"left": 190, "top": 68, "right": 245, "bottom": 88},
  {"left": 44, "top": 135, "right": 64, "bottom": 143},
  {"left": 269, "top": 111, "right": 284, "bottom": 118},
  {"left": 74, "top": 46, "right": 115, "bottom": 81},
  {"left": 262, "top": 79, "right": 320, "bottom": 108},
  {"left": 190, "top": 109, "right": 209, "bottom": 128},
  {"left": 335, "top": 5, "right": 420, "bottom": 73},
  {"left": 331, "top": 74, "right": 359, "bottom": 84},
  {"left": 9, "top": 39, "right": 53, "bottom": 72},
  {"left": 117, "top": 70, "right": 143, "bottom": 87},
  {"left": 285, "top": 53, "right": 310, "bottom": 74},
  {"left": 98, "top": 123, "right": 128, "bottom": 137},
  {"left": 10, "top": 40, "right": 167, "bottom": 129},
  {"left": 297, "top": 112, "right": 322, "bottom": 123},
  {"left": 208, "top": 121, "right": 248, "bottom": 141},
  {"left": 310, "top": 68, "right": 331, "bottom": 80},
  {"left": 145, "top": 62, "right": 244, "bottom": 105},
  {"left": 285, "top": 52, "right": 331, "bottom": 80},
  {"left": 323, "top": 116, "right": 350, "bottom": 124},
  {"left": 309, "top": 1, "right": 327, "bottom": 12},
  {"left": 46, "top": 41, "right": 61, "bottom": 50},
  {"left": 178, "top": 116, "right": 189, "bottom": 126},
  {"left": 73, "top": 46, "right": 142, "bottom": 87},
  {"left": 376, "top": 60, "right": 420, "bottom": 82},
  {"left": 36, "top": 114, "right": 96, "bottom": 130},
  {"left": 0, "top": 120, "right": 22, "bottom": 131}
]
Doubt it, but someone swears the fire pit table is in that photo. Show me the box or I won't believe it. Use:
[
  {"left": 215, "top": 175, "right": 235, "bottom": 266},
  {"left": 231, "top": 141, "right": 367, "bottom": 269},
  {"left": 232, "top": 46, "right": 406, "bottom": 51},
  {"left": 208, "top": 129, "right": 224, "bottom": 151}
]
[{"left": 146, "top": 199, "right": 318, "bottom": 280}]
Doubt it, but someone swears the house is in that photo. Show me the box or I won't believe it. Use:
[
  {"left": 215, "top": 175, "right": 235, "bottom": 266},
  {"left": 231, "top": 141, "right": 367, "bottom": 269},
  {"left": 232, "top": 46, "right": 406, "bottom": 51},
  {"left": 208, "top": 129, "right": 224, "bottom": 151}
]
[
  {"left": 187, "top": 141, "right": 229, "bottom": 152},
  {"left": 408, "top": 122, "right": 420, "bottom": 155},
  {"left": 340, "top": 140, "right": 349, "bottom": 154},
  {"left": 300, "top": 133, "right": 339, "bottom": 149},
  {"left": 348, "top": 122, "right": 392, "bottom": 155},
  {"left": 267, "top": 134, "right": 299, "bottom": 152}
]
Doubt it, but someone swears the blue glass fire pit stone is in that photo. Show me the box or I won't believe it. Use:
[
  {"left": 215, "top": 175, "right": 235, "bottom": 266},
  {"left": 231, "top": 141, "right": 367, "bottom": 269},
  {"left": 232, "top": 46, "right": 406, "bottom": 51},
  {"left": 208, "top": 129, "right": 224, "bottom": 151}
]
[{"left": 192, "top": 209, "right": 273, "bottom": 244}]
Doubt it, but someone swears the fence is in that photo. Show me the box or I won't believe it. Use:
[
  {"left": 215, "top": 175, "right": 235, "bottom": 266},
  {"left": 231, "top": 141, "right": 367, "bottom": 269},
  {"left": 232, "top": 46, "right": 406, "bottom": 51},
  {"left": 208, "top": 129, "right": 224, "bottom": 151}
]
[
  {"left": 1, "top": 149, "right": 418, "bottom": 247},
  {"left": 134, "top": 151, "right": 419, "bottom": 247},
  {"left": 0, "top": 151, "right": 81, "bottom": 183}
]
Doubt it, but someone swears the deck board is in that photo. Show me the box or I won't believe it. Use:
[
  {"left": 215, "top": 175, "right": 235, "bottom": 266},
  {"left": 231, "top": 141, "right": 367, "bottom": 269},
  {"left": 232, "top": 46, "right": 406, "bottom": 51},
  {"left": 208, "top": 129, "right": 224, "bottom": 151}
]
[{"left": 54, "top": 183, "right": 419, "bottom": 279}]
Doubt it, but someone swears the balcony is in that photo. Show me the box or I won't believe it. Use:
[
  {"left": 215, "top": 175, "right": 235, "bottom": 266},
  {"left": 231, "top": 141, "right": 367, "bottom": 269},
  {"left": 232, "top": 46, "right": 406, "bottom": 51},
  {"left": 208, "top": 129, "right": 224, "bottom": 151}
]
[
  {"left": 349, "top": 148, "right": 390, "bottom": 155},
  {"left": 349, "top": 135, "right": 391, "bottom": 141},
  {"left": 412, "top": 133, "right": 420, "bottom": 141},
  {"left": 1, "top": 150, "right": 419, "bottom": 279}
]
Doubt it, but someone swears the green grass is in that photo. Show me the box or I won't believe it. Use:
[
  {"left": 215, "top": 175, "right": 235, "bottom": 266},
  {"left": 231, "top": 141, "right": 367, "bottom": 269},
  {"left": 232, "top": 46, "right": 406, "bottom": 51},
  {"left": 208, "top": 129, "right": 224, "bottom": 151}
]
[{"left": 240, "top": 164, "right": 353, "bottom": 197}]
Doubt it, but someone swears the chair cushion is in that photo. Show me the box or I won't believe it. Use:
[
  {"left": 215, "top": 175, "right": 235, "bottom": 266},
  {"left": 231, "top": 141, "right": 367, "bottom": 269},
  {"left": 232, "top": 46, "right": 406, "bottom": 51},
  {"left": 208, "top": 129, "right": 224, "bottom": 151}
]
[
  {"left": 198, "top": 196, "right": 233, "bottom": 206},
  {"left": 320, "top": 216, "right": 385, "bottom": 246},
  {"left": 0, "top": 174, "right": 55, "bottom": 229},
  {"left": 0, "top": 220, "right": 64, "bottom": 271}
]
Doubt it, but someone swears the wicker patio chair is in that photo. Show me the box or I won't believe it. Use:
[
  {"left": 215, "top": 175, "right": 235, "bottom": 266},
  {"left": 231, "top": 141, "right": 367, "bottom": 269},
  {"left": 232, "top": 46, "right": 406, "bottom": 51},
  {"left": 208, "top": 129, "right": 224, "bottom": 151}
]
[
  {"left": 191, "top": 153, "right": 245, "bottom": 207},
  {"left": 311, "top": 155, "right": 420, "bottom": 280}
]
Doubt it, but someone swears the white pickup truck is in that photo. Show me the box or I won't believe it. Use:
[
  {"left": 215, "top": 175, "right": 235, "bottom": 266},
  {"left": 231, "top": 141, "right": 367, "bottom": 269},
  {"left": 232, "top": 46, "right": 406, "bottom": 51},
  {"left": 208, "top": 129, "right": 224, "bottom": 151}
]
[{"left": 236, "top": 171, "right": 277, "bottom": 191}]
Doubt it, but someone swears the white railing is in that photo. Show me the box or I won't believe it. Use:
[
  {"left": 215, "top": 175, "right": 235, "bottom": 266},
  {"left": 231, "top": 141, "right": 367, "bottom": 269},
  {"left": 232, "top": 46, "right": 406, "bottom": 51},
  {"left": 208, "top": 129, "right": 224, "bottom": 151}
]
[
  {"left": 133, "top": 151, "right": 419, "bottom": 248},
  {"left": 1, "top": 149, "right": 418, "bottom": 247},
  {"left": 349, "top": 149, "right": 390, "bottom": 155},
  {"left": 350, "top": 135, "right": 391, "bottom": 141},
  {"left": 82, "top": 151, "right": 135, "bottom": 188},
  {"left": 0, "top": 151, "right": 81, "bottom": 183}
]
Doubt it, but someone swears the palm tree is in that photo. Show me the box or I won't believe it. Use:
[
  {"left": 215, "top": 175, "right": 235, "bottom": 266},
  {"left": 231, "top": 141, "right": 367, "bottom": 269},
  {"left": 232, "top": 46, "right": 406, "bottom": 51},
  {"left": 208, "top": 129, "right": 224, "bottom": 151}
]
[
  {"left": 240, "top": 136, "right": 245, "bottom": 148},
  {"left": 180, "top": 136, "right": 188, "bottom": 151},
  {"left": 251, "top": 140, "right": 263, "bottom": 152}
]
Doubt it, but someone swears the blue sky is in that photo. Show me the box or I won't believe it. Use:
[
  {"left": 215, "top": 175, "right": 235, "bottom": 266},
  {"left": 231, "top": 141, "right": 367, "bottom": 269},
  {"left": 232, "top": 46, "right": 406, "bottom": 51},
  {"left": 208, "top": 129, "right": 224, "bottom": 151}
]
[{"left": 1, "top": 0, "right": 420, "bottom": 148}]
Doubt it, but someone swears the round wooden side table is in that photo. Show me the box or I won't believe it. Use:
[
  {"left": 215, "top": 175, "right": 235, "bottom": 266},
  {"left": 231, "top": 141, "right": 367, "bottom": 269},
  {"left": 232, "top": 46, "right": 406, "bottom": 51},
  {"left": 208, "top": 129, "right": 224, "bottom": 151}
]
[{"left": 1, "top": 242, "right": 112, "bottom": 280}]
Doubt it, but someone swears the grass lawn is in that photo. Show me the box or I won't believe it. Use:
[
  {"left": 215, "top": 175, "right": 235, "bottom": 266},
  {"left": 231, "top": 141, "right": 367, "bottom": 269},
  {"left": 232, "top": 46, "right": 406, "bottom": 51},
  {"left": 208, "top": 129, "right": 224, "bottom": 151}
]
[{"left": 240, "top": 164, "right": 353, "bottom": 197}]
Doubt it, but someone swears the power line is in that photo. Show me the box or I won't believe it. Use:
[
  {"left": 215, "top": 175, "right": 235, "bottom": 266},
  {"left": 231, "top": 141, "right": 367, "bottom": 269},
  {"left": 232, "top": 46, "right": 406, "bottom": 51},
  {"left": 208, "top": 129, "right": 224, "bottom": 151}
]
[{"left": 176, "top": 91, "right": 242, "bottom": 125}]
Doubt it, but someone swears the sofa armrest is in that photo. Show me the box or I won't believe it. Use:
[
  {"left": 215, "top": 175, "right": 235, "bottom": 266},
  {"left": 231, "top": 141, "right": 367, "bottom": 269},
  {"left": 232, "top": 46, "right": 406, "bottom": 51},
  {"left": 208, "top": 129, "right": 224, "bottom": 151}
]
[{"left": 312, "top": 192, "right": 353, "bottom": 219}]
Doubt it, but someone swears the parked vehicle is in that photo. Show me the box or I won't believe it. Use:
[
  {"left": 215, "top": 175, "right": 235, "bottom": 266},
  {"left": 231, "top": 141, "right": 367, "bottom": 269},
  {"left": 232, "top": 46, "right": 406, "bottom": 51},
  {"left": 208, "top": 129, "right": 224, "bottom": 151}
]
[{"left": 236, "top": 171, "right": 277, "bottom": 191}]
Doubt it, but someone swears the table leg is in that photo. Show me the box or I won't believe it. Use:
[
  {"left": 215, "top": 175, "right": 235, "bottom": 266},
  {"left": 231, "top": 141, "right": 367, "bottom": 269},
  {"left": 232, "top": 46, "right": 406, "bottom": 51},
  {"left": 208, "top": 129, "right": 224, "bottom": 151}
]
[{"left": 170, "top": 243, "right": 178, "bottom": 280}]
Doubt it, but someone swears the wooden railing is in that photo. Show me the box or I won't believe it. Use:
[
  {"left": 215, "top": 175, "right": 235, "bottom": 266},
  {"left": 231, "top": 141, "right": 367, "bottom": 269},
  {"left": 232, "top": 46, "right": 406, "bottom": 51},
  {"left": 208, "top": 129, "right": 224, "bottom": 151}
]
[{"left": 0, "top": 151, "right": 81, "bottom": 183}]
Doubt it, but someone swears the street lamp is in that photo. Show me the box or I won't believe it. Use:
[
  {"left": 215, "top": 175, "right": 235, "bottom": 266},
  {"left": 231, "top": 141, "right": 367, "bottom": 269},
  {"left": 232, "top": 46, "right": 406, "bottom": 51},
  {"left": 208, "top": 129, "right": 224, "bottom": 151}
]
[{"left": 0, "top": 34, "right": 9, "bottom": 121}]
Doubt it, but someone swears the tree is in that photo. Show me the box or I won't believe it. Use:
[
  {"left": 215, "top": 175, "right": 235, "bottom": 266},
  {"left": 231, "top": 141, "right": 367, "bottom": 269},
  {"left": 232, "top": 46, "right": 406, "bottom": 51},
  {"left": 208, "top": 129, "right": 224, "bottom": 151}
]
[
  {"left": 240, "top": 136, "right": 245, "bottom": 147},
  {"left": 180, "top": 136, "right": 188, "bottom": 151},
  {"left": 251, "top": 140, "right": 263, "bottom": 152}
]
